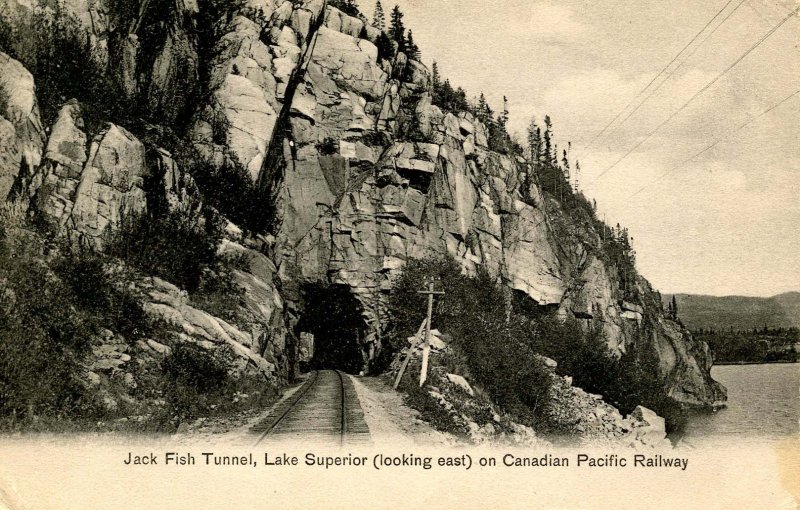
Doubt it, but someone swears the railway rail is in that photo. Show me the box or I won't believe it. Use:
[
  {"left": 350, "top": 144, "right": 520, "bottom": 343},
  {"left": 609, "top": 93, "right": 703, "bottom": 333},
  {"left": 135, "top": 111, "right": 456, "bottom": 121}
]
[{"left": 252, "top": 370, "right": 370, "bottom": 445}]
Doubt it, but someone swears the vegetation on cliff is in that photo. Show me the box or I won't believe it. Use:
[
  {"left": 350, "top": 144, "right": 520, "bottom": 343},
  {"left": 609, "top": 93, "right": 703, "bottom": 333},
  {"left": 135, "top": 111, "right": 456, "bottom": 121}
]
[
  {"left": 0, "top": 3, "right": 130, "bottom": 127},
  {"left": 385, "top": 256, "right": 555, "bottom": 430},
  {"left": 0, "top": 204, "right": 145, "bottom": 427},
  {"left": 0, "top": 202, "right": 275, "bottom": 431},
  {"left": 385, "top": 256, "right": 687, "bottom": 433}
]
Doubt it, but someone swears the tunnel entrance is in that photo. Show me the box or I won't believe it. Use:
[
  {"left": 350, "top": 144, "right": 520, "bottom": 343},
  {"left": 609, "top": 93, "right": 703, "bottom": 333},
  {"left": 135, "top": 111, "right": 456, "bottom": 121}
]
[{"left": 296, "top": 283, "right": 366, "bottom": 374}]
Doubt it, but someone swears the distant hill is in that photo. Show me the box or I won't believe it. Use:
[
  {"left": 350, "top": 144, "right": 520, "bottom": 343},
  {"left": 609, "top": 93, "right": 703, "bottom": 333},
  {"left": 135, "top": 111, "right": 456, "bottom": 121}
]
[
  {"left": 664, "top": 292, "right": 800, "bottom": 331},
  {"left": 773, "top": 292, "right": 800, "bottom": 324}
]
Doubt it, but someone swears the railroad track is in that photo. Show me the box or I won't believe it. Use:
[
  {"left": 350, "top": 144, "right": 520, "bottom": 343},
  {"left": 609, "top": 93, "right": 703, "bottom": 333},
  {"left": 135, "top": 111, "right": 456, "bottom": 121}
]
[{"left": 252, "top": 370, "right": 370, "bottom": 445}]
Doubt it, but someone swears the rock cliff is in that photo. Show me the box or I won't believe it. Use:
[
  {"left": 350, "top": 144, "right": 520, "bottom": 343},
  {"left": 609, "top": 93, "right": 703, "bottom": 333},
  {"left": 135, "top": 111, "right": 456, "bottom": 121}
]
[
  {"left": 0, "top": 51, "right": 44, "bottom": 200},
  {"left": 0, "top": 0, "right": 725, "bottom": 412}
]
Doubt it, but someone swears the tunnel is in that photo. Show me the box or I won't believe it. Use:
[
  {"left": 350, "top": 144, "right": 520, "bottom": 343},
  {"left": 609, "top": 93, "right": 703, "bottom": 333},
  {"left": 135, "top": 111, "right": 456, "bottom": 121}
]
[{"left": 295, "top": 283, "right": 367, "bottom": 374}]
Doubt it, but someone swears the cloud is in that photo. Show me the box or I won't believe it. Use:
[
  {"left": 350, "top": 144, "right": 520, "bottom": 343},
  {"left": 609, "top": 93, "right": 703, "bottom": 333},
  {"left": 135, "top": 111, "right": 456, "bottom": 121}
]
[{"left": 527, "top": 2, "right": 587, "bottom": 41}]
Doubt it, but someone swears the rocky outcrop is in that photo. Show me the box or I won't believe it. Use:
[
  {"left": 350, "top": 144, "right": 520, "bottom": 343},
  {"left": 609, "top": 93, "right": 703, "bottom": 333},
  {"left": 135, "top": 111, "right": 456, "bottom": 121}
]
[
  {"left": 26, "top": 101, "right": 197, "bottom": 248},
  {"left": 190, "top": 0, "right": 328, "bottom": 180},
  {"left": 420, "top": 361, "right": 670, "bottom": 447},
  {"left": 0, "top": 52, "right": 44, "bottom": 200},
  {"left": 218, "top": 236, "right": 291, "bottom": 374},
  {"left": 81, "top": 266, "right": 287, "bottom": 415},
  {"left": 140, "top": 276, "right": 279, "bottom": 377},
  {"left": 548, "top": 372, "right": 671, "bottom": 448}
]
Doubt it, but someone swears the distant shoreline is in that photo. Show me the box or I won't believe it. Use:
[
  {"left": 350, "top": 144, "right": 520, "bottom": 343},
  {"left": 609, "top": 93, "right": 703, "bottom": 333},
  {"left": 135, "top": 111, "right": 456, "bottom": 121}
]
[{"left": 713, "top": 360, "right": 798, "bottom": 366}]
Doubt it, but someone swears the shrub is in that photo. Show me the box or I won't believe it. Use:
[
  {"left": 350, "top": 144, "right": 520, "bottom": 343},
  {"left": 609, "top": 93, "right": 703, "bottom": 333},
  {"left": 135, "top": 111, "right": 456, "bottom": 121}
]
[
  {"left": 387, "top": 254, "right": 684, "bottom": 432},
  {"left": 108, "top": 204, "right": 250, "bottom": 335},
  {"left": 360, "top": 130, "right": 391, "bottom": 147},
  {"left": 52, "top": 248, "right": 156, "bottom": 343},
  {"left": 386, "top": 255, "right": 555, "bottom": 428},
  {"left": 108, "top": 206, "right": 223, "bottom": 292},
  {"left": 0, "top": 258, "right": 95, "bottom": 423},
  {"left": 0, "top": 85, "right": 8, "bottom": 117},
  {"left": 0, "top": 210, "right": 95, "bottom": 424},
  {"left": 184, "top": 154, "right": 274, "bottom": 236},
  {"left": 157, "top": 343, "right": 277, "bottom": 428},
  {"left": 524, "top": 313, "right": 686, "bottom": 432},
  {"left": 159, "top": 343, "right": 232, "bottom": 425},
  {"left": 0, "top": 5, "right": 133, "bottom": 128},
  {"left": 190, "top": 253, "right": 247, "bottom": 323},
  {"left": 316, "top": 137, "right": 339, "bottom": 155},
  {"left": 397, "top": 364, "right": 469, "bottom": 437}
]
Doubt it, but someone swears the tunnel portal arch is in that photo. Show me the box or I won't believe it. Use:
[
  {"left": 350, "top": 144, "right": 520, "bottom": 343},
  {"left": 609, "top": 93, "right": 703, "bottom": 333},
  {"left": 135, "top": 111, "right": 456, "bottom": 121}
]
[{"left": 295, "top": 283, "right": 367, "bottom": 374}]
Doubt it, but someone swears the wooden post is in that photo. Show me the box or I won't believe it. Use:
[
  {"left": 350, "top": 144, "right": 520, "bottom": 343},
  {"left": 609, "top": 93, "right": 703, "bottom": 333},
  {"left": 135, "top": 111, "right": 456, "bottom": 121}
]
[
  {"left": 417, "top": 278, "right": 444, "bottom": 387},
  {"left": 393, "top": 318, "right": 428, "bottom": 390}
]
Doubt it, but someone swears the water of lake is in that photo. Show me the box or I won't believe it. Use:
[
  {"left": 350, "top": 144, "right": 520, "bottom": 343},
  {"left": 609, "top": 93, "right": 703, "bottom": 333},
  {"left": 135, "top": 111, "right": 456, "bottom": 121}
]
[{"left": 678, "top": 363, "right": 799, "bottom": 446}]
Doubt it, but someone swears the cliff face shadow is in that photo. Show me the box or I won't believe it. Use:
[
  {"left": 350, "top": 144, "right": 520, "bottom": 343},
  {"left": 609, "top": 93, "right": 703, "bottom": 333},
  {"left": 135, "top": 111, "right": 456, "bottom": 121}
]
[{"left": 296, "top": 283, "right": 366, "bottom": 374}]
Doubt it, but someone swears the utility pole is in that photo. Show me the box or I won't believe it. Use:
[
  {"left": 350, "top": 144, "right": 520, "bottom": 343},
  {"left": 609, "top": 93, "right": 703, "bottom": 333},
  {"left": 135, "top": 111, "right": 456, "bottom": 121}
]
[{"left": 416, "top": 277, "right": 444, "bottom": 386}]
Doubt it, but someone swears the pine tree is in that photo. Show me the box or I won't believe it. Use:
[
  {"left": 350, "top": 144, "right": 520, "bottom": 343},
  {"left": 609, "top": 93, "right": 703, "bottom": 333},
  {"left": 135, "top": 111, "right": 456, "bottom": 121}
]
[
  {"left": 535, "top": 127, "right": 543, "bottom": 165},
  {"left": 454, "top": 87, "right": 469, "bottom": 112},
  {"left": 527, "top": 119, "right": 540, "bottom": 162},
  {"left": 542, "top": 130, "right": 552, "bottom": 166},
  {"left": 405, "top": 30, "right": 420, "bottom": 60},
  {"left": 543, "top": 115, "right": 554, "bottom": 167},
  {"left": 389, "top": 5, "right": 406, "bottom": 50},
  {"left": 375, "top": 31, "right": 394, "bottom": 61},
  {"left": 499, "top": 96, "right": 509, "bottom": 130},
  {"left": 476, "top": 93, "right": 490, "bottom": 123},
  {"left": 671, "top": 296, "right": 678, "bottom": 320},
  {"left": 553, "top": 143, "right": 559, "bottom": 169},
  {"left": 372, "top": 0, "right": 386, "bottom": 31},
  {"left": 431, "top": 61, "right": 441, "bottom": 90}
]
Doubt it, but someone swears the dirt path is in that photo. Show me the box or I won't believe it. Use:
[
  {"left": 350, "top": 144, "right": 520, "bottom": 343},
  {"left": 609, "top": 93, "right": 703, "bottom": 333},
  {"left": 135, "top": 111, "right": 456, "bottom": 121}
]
[{"left": 348, "top": 375, "right": 458, "bottom": 447}]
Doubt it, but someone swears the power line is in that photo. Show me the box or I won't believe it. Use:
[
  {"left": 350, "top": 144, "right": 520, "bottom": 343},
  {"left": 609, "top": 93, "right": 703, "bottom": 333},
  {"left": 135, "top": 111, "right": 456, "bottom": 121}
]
[
  {"left": 628, "top": 87, "right": 800, "bottom": 199},
  {"left": 584, "top": 6, "right": 800, "bottom": 189},
  {"left": 583, "top": 0, "right": 741, "bottom": 149},
  {"left": 606, "top": 0, "right": 748, "bottom": 139}
]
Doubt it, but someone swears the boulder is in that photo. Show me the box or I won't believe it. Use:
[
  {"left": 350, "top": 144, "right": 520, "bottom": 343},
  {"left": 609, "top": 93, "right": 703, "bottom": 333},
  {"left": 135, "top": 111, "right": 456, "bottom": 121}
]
[
  {"left": 324, "top": 6, "right": 364, "bottom": 38},
  {"left": 0, "top": 52, "right": 44, "bottom": 199},
  {"left": 446, "top": 373, "right": 475, "bottom": 396},
  {"left": 626, "top": 405, "right": 670, "bottom": 447}
]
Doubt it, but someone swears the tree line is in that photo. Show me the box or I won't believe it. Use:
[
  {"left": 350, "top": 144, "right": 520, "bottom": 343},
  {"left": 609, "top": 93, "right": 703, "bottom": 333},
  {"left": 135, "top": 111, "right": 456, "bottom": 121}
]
[{"left": 693, "top": 326, "right": 799, "bottom": 364}]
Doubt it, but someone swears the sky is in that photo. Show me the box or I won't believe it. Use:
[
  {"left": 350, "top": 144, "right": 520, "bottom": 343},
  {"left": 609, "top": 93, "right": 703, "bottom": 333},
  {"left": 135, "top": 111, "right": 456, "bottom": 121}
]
[{"left": 358, "top": 0, "right": 800, "bottom": 297}]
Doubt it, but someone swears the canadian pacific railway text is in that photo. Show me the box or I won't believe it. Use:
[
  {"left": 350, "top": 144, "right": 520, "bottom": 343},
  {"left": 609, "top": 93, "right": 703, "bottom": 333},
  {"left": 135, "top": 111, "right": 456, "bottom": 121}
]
[{"left": 122, "top": 452, "right": 689, "bottom": 471}]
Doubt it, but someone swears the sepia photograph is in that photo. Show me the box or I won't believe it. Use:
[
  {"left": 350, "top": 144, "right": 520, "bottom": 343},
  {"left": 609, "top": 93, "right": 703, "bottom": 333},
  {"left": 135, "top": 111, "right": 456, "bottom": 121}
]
[{"left": 0, "top": 0, "right": 797, "bottom": 508}]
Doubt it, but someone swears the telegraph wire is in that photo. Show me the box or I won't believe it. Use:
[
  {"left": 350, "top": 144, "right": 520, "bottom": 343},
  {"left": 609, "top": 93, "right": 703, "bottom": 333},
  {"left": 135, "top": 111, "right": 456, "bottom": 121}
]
[
  {"left": 606, "top": 0, "right": 749, "bottom": 139},
  {"left": 583, "top": 0, "right": 741, "bottom": 148},
  {"left": 628, "top": 87, "right": 800, "bottom": 199},
  {"left": 584, "top": 6, "right": 800, "bottom": 189}
]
